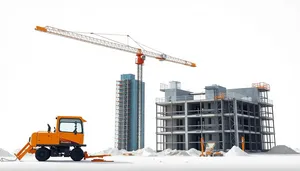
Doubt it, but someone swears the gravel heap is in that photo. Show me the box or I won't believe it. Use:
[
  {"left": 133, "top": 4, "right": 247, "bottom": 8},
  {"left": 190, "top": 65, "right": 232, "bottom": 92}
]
[{"left": 268, "top": 145, "right": 299, "bottom": 154}]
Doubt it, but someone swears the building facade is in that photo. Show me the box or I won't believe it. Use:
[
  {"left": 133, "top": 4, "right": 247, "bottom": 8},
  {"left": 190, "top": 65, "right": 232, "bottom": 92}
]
[
  {"left": 156, "top": 81, "right": 275, "bottom": 152},
  {"left": 114, "top": 74, "right": 145, "bottom": 151}
]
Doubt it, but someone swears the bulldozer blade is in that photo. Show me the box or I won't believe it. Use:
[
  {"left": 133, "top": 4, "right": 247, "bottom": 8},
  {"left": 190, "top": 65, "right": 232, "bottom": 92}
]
[{"left": 14, "top": 142, "right": 33, "bottom": 161}]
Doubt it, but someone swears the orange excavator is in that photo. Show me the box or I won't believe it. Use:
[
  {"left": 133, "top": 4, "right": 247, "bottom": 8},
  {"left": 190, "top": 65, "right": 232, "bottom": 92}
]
[{"left": 14, "top": 116, "right": 112, "bottom": 162}]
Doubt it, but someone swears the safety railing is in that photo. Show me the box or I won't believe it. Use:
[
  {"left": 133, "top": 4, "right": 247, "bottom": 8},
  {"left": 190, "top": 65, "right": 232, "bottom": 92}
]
[
  {"left": 156, "top": 92, "right": 255, "bottom": 103},
  {"left": 155, "top": 95, "right": 205, "bottom": 103},
  {"left": 258, "top": 98, "right": 273, "bottom": 105},
  {"left": 252, "top": 82, "right": 270, "bottom": 91},
  {"left": 156, "top": 92, "right": 273, "bottom": 105}
]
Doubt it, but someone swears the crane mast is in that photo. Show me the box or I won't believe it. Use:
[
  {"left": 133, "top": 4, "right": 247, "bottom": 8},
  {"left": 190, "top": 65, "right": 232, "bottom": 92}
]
[
  {"left": 35, "top": 25, "right": 196, "bottom": 150},
  {"left": 135, "top": 49, "right": 144, "bottom": 149}
]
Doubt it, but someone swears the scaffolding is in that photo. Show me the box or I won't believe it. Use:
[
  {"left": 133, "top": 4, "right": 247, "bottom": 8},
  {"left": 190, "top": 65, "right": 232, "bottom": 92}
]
[
  {"left": 114, "top": 80, "right": 131, "bottom": 150},
  {"left": 253, "top": 82, "right": 276, "bottom": 151}
]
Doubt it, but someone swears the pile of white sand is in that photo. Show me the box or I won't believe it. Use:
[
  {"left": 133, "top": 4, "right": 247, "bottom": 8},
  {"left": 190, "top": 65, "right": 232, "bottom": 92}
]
[
  {"left": 268, "top": 145, "right": 299, "bottom": 154},
  {"left": 173, "top": 150, "right": 190, "bottom": 156},
  {"left": 187, "top": 148, "right": 201, "bottom": 156},
  {"left": 157, "top": 149, "right": 182, "bottom": 156},
  {"left": 224, "top": 146, "right": 248, "bottom": 157},
  {"left": 0, "top": 148, "right": 13, "bottom": 157},
  {"left": 91, "top": 146, "right": 251, "bottom": 157},
  {"left": 95, "top": 148, "right": 128, "bottom": 156},
  {"left": 95, "top": 147, "right": 198, "bottom": 157},
  {"left": 142, "top": 148, "right": 197, "bottom": 157},
  {"left": 157, "top": 148, "right": 174, "bottom": 156},
  {"left": 133, "top": 147, "right": 157, "bottom": 157}
]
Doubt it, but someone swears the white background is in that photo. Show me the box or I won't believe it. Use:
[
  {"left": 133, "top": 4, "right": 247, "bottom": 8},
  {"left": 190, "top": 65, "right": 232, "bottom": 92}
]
[{"left": 0, "top": 0, "right": 299, "bottom": 153}]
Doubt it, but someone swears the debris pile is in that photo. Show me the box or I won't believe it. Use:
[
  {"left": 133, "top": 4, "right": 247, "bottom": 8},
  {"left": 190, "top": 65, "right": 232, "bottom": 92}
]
[
  {"left": 0, "top": 148, "right": 13, "bottom": 157},
  {"left": 294, "top": 148, "right": 300, "bottom": 153},
  {"left": 268, "top": 145, "right": 299, "bottom": 154}
]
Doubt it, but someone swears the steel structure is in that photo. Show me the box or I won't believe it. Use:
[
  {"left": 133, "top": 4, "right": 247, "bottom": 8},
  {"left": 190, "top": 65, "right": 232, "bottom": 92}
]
[
  {"left": 114, "top": 74, "right": 145, "bottom": 151},
  {"left": 155, "top": 82, "right": 276, "bottom": 152},
  {"left": 35, "top": 26, "right": 196, "bottom": 149},
  {"left": 115, "top": 79, "right": 131, "bottom": 150},
  {"left": 252, "top": 82, "right": 276, "bottom": 150}
]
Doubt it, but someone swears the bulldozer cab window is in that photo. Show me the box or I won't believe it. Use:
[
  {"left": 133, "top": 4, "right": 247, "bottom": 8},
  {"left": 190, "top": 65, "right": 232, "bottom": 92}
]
[{"left": 59, "top": 118, "right": 83, "bottom": 134}]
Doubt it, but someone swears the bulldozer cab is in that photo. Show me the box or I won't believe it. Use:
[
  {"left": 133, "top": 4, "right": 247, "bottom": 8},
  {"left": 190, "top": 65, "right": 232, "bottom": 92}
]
[
  {"left": 55, "top": 116, "right": 86, "bottom": 132},
  {"left": 57, "top": 118, "right": 83, "bottom": 134},
  {"left": 55, "top": 116, "right": 87, "bottom": 145}
]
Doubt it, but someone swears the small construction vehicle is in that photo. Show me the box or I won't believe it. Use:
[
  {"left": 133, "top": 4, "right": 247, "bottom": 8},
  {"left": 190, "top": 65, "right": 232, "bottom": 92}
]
[
  {"left": 200, "top": 138, "right": 223, "bottom": 157},
  {"left": 204, "top": 142, "right": 223, "bottom": 157},
  {"left": 15, "top": 116, "right": 112, "bottom": 162}
]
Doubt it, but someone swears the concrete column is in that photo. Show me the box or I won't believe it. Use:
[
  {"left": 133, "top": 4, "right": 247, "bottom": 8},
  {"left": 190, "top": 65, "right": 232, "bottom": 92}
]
[
  {"left": 233, "top": 99, "right": 239, "bottom": 146},
  {"left": 221, "top": 100, "right": 225, "bottom": 151},
  {"left": 155, "top": 104, "right": 158, "bottom": 152},
  {"left": 185, "top": 102, "right": 189, "bottom": 150},
  {"left": 259, "top": 105, "right": 264, "bottom": 151}
]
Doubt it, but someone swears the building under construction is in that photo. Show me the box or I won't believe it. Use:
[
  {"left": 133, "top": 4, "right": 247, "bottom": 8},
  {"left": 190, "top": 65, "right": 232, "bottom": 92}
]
[
  {"left": 114, "top": 74, "right": 145, "bottom": 151},
  {"left": 155, "top": 81, "right": 275, "bottom": 152}
]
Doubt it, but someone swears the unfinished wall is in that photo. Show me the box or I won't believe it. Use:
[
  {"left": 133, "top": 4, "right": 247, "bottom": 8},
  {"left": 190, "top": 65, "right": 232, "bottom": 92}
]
[
  {"left": 164, "top": 89, "right": 192, "bottom": 102},
  {"left": 205, "top": 85, "right": 227, "bottom": 100},
  {"left": 227, "top": 87, "right": 259, "bottom": 103}
]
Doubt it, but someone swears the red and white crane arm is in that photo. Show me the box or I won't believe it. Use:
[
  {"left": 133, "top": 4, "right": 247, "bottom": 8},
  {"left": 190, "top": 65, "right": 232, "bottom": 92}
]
[{"left": 35, "top": 26, "right": 196, "bottom": 67}]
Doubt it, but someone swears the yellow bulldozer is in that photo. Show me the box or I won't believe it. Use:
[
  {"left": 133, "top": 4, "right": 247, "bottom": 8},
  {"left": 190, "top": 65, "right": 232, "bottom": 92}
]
[{"left": 14, "top": 116, "right": 111, "bottom": 162}]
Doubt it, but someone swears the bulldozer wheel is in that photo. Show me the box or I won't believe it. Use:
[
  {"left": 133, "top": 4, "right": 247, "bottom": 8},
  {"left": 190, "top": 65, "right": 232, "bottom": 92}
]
[
  {"left": 35, "top": 147, "right": 50, "bottom": 161},
  {"left": 70, "top": 147, "right": 84, "bottom": 161}
]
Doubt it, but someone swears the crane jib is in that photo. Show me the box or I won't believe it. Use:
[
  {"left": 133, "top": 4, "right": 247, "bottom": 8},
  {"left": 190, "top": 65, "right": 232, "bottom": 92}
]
[{"left": 35, "top": 26, "right": 196, "bottom": 67}]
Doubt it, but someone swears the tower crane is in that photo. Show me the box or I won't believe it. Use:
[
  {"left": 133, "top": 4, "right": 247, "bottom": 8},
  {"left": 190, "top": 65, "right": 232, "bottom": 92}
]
[{"left": 34, "top": 26, "right": 196, "bottom": 150}]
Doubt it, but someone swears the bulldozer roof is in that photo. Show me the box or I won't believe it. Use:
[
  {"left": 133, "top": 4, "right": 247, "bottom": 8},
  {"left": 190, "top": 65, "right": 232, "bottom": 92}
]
[{"left": 56, "top": 116, "right": 87, "bottom": 122}]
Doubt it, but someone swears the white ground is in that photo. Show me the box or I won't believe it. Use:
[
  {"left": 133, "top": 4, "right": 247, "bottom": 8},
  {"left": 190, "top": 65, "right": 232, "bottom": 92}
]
[{"left": 1, "top": 146, "right": 300, "bottom": 170}]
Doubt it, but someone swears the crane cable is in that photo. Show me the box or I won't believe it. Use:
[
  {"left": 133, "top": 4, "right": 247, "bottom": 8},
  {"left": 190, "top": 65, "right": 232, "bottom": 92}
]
[{"left": 71, "top": 30, "right": 163, "bottom": 56}]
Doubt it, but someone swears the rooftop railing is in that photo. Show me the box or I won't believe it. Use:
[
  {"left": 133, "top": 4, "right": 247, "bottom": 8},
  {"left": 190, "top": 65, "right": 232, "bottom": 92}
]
[{"left": 156, "top": 92, "right": 273, "bottom": 105}]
